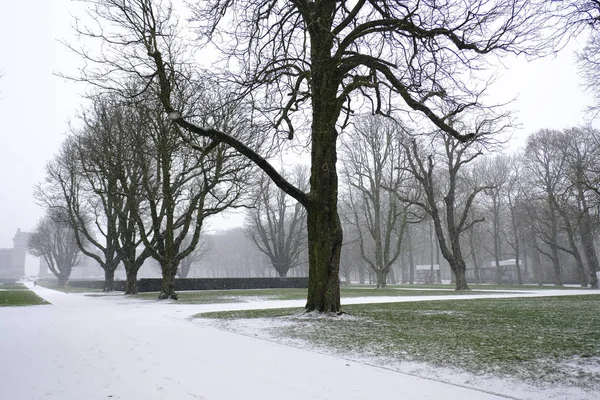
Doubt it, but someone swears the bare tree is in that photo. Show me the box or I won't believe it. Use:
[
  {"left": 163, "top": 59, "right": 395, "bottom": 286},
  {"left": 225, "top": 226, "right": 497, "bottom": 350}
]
[
  {"left": 34, "top": 96, "right": 142, "bottom": 292},
  {"left": 107, "top": 97, "right": 154, "bottom": 294},
  {"left": 28, "top": 211, "right": 82, "bottom": 287},
  {"left": 477, "top": 155, "right": 511, "bottom": 284},
  {"left": 524, "top": 129, "right": 567, "bottom": 286},
  {"left": 70, "top": 0, "right": 568, "bottom": 312},
  {"left": 399, "top": 130, "right": 492, "bottom": 290},
  {"left": 37, "top": 93, "right": 157, "bottom": 294},
  {"left": 341, "top": 116, "right": 416, "bottom": 288},
  {"left": 562, "top": 127, "right": 600, "bottom": 288},
  {"left": 133, "top": 95, "right": 252, "bottom": 299},
  {"left": 245, "top": 167, "right": 308, "bottom": 278},
  {"left": 504, "top": 155, "right": 526, "bottom": 285}
]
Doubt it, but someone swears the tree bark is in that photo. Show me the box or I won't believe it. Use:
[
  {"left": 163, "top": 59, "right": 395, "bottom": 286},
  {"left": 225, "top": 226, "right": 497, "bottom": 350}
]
[
  {"left": 375, "top": 269, "right": 387, "bottom": 288},
  {"left": 306, "top": 204, "right": 342, "bottom": 312},
  {"left": 304, "top": 13, "right": 342, "bottom": 314},
  {"left": 125, "top": 268, "right": 138, "bottom": 295},
  {"left": 452, "top": 259, "right": 470, "bottom": 290},
  {"left": 158, "top": 259, "right": 178, "bottom": 300},
  {"left": 103, "top": 268, "right": 115, "bottom": 292},
  {"left": 57, "top": 275, "right": 68, "bottom": 288}
]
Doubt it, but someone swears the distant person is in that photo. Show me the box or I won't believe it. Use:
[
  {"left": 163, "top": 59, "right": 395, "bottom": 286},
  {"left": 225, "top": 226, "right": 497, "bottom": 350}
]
[{"left": 33, "top": 279, "right": 37, "bottom": 287}]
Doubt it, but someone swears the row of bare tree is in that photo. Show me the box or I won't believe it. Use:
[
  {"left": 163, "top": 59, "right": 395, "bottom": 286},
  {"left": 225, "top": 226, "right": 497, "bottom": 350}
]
[
  {"left": 28, "top": 107, "right": 600, "bottom": 298},
  {"left": 333, "top": 118, "right": 600, "bottom": 289},
  {"left": 29, "top": 0, "right": 600, "bottom": 312},
  {"left": 31, "top": 91, "right": 254, "bottom": 297}
]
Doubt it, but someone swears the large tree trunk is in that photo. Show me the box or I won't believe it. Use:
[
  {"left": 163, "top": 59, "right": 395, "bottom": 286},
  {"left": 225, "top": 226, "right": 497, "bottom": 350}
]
[
  {"left": 158, "top": 260, "right": 178, "bottom": 300},
  {"left": 57, "top": 275, "right": 68, "bottom": 288},
  {"left": 103, "top": 268, "right": 115, "bottom": 292},
  {"left": 124, "top": 266, "right": 138, "bottom": 295},
  {"left": 304, "top": 20, "right": 342, "bottom": 313},
  {"left": 305, "top": 205, "right": 342, "bottom": 312},
  {"left": 454, "top": 266, "right": 469, "bottom": 290},
  {"left": 447, "top": 235, "right": 469, "bottom": 290},
  {"left": 559, "top": 206, "right": 587, "bottom": 287},
  {"left": 375, "top": 269, "right": 387, "bottom": 288},
  {"left": 449, "top": 259, "right": 469, "bottom": 290}
]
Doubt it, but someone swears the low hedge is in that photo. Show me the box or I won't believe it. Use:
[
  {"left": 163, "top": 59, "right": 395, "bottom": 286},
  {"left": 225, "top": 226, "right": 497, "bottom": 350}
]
[{"left": 67, "top": 277, "right": 309, "bottom": 292}]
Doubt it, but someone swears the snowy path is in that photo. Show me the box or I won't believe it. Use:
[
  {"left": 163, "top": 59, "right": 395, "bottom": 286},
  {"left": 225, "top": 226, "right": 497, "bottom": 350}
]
[{"left": 0, "top": 285, "right": 596, "bottom": 400}]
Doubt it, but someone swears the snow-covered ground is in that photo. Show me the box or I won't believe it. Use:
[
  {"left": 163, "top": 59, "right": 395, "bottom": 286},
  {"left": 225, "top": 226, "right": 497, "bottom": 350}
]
[{"left": 0, "top": 284, "right": 597, "bottom": 400}]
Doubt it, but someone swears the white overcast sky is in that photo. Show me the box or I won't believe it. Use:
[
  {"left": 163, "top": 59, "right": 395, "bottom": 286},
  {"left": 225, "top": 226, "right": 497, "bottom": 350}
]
[{"left": 0, "top": 0, "right": 598, "bottom": 248}]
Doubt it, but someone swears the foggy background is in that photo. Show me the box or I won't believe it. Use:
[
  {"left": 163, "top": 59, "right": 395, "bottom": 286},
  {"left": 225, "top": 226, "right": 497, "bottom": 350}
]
[{"left": 0, "top": 0, "right": 596, "bottom": 275}]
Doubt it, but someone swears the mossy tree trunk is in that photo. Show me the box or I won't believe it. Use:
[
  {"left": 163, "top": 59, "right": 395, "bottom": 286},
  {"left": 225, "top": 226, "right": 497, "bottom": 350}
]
[
  {"left": 125, "top": 266, "right": 138, "bottom": 295},
  {"left": 304, "top": 114, "right": 343, "bottom": 311},
  {"left": 158, "top": 259, "right": 178, "bottom": 300},
  {"left": 303, "top": 4, "right": 343, "bottom": 313},
  {"left": 103, "top": 268, "right": 115, "bottom": 292}
]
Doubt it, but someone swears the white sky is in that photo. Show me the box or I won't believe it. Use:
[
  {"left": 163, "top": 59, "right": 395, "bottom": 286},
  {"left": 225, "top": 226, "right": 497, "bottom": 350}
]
[{"left": 0, "top": 1, "right": 597, "bottom": 248}]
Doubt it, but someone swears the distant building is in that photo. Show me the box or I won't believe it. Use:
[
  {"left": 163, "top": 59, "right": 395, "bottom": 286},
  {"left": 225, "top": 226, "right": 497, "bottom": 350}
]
[{"left": 0, "top": 229, "right": 31, "bottom": 283}]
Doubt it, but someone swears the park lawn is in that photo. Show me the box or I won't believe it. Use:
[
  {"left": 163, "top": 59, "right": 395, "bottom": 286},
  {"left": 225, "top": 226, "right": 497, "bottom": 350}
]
[
  {"left": 196, "top": 295, "right": 600, "bottom": 388},
  {"left": 387, "top": 283, "right": 586, "bottom": 290},
  {"left": 134, "top": 286, "right": 501, "bottom": 304},
  {"left": 0, "top": 284, "right": 49, "bottom": 306},
  {"left": 37, "top": 281, "right": 103, "bottom": 294}
]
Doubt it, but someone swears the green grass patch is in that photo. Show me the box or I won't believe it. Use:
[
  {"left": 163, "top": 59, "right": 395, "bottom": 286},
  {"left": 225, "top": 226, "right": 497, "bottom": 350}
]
[
  {"left": 132, "top": 286, "right": 500, "bottom": 304},
  {"left": 0, "top": 285, "right": 49, "bottom": 306},
  {"left": 386, "top": 283, "right": 585, "bottom": 291},
  {"left": 0, "top": 283, "right": 27, "bottom": 290},
  {"left": 197, "top": 295, "right": 600, "bottom": 387}
]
